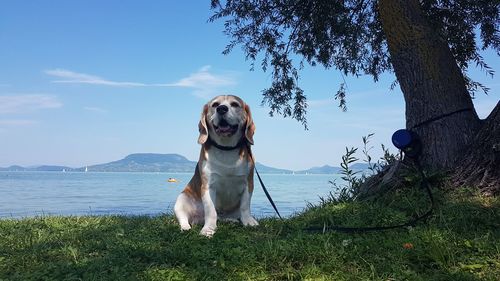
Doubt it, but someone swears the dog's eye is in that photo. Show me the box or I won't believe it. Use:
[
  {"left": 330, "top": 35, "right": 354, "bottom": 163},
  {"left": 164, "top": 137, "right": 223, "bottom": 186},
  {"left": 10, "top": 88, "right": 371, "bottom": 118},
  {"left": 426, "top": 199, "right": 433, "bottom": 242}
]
[
  {"left": 211, "top": 102, "right": 220, "bottom": 108},
  {"left": 230, "top": 102, "right": 240, "bottom": 108}
]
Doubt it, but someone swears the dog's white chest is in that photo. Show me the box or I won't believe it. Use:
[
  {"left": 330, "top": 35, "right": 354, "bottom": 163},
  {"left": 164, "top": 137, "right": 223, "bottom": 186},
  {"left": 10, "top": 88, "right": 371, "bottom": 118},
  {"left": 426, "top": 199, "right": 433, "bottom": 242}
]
[
  {"left": 202, "top": 149, "right": 250, "bottom": 211},
  {"left": 204, "top": 148, "right": 249, "bottom": 176}
]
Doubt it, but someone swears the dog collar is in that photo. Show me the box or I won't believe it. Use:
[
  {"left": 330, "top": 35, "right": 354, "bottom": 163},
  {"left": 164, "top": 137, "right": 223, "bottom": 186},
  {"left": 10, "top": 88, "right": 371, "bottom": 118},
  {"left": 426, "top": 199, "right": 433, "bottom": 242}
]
[{"left": 207, "top": 137, "right": 245, "bottom": 151}]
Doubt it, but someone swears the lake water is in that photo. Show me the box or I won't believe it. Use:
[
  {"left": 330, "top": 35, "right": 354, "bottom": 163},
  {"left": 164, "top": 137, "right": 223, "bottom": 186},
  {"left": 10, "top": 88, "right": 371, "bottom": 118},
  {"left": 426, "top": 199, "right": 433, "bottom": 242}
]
[{"left": 0, "top": 172, "right": 341, "bottom": 219}]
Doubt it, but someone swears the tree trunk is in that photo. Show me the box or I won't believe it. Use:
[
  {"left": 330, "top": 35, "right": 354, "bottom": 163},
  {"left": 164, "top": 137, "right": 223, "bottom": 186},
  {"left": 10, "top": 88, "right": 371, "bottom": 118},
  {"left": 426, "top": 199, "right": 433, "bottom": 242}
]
[
  {"left": 378, "top": 0, "right": 481, "bottom": 170},
  {"left": 452, "top": 102, "right": 500, "bottom": 194}
]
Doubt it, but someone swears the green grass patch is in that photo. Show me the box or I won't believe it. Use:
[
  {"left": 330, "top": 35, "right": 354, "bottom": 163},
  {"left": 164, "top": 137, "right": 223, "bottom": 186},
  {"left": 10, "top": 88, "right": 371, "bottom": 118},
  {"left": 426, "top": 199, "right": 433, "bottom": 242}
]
[{"left": 0, "top": 187, "right": 499, "bottom": 280}]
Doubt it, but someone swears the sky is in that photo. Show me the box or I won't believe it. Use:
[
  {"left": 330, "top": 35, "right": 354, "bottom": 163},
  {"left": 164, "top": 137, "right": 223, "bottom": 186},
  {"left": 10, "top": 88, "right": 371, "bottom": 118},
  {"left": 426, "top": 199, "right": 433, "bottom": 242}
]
[{"left": 0, "top": 1, "right": 498, "bottom": 170}]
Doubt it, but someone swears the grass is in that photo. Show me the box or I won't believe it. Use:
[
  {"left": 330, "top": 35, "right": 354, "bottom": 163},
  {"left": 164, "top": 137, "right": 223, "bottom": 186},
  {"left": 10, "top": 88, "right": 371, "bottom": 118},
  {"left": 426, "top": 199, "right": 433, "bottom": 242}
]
[{"left": 0, "top": 186, "right": 499, "bottom": 280}]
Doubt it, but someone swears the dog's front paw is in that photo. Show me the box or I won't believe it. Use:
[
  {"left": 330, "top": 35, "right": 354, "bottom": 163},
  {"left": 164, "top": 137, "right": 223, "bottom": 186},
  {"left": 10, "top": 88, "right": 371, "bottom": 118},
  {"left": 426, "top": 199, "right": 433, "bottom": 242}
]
[
  {"left": 200, "top": 226, "right": 216, "bottom": 238},
  {"left": 180, "top": 223, "right": 191, "bottom": 231},
  {"left": 241, "top": 216, "right": 259, "bottom": 227}
]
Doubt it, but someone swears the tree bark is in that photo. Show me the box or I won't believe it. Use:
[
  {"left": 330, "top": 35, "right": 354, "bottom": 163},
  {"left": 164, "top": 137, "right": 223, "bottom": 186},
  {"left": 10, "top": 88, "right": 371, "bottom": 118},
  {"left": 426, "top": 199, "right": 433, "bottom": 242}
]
[
  {"left": 378, "top": 0, "right": 481, "bottom": 170},
  {"left": 452, "top": 102, "right": 500, "bottom": 194}
]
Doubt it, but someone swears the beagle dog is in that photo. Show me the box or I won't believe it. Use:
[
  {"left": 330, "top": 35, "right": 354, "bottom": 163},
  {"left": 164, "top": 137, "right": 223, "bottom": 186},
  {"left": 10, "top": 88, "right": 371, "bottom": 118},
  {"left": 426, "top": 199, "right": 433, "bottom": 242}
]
[{"left": 174, "top": 95, "right": 258, "bottom": 237}]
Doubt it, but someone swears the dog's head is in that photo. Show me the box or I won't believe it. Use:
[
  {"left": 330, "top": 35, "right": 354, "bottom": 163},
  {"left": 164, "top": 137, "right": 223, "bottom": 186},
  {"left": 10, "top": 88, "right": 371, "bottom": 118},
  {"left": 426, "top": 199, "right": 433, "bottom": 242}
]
[{"left": 198, "top": 95, "right": 255, "bottom": 147}]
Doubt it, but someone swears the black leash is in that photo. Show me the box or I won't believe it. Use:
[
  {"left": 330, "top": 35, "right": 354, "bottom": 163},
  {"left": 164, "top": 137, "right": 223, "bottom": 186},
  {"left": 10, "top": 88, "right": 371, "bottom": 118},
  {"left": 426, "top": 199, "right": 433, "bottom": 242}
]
[
  {"left": 304, "top": 158, "right": 435, "bottom": 233},
  {"left": 411, "top": 107, "right": 473, "bottom": 129},
  {"left": 248, "top": 143, "right": 435, "bottom": 229},
  {"left": 249, "top": 142, "right": 435, "bottom": 233},
  {"left": 243, "top": 130, "right": 435, "bottom": 232},
  {"left": 250, "top": 148, "right": 434, "bottom": 230},
  {"left": 254, "top": 166, "right": 283, "bottom": 220},
  {"left": 247, "top": 147, "right": 283, "bottom": 220},
  {"left": 305, "top": 128, "right": 436, "bottom": 233}
]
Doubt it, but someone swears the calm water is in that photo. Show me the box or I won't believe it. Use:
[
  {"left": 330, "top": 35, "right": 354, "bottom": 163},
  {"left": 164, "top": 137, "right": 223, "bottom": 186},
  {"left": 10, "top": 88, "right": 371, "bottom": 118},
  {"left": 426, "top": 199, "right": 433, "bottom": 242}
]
[{"left": 0, "top": 172, "right": 341, "bottom": 219}]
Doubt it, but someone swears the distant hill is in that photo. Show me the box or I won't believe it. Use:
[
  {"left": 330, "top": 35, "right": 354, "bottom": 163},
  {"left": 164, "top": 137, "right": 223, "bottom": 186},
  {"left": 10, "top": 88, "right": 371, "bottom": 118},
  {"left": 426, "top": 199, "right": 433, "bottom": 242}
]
[
  {"left": 295, "top": 165, "right": 341, "bottom": 174},
  {"left": 351, "top": 163, "right": 370, "bottom": 170},
  {"left": 87, "top": 153, "right": 197, "bottom": 172},
  {"left": 295, "top": 163, "right": 370, "bottom": 174},
  {"left": 255, "top": 162, "right": 293, "bottom": 174},
  {"left": 33, "top": 165, "right": 77, "bottom": 172},
  {"left": 0, "top": 165, "right": 75, "bottom": 172},
  {"left": 0, "top": 165, "right": 27, "bottom": 171},
  {"left": 0, "top": 154, "right": 197, "bottom": 173},
  {"left": 0, "top": 153, "right": 370, "bottom": 174}
]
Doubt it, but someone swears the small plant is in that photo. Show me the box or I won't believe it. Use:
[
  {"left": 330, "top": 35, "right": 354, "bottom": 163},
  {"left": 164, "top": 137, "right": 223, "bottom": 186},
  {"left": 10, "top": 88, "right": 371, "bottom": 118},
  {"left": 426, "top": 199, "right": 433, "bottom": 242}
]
[
  {"left": 379, "top": 143, "right": 399, "bottom": 169},
  {"left": 329, "top": 133, "right": 400, "bottom": 202},
  {"left": 363, "top": 134, "right": 400, "bottom": 174},
  {"left": 329, "top": 147, "right": 361, "bottom": 202},
  {"left": 362, "top": 133, "right": 378, "bottom": 173}
]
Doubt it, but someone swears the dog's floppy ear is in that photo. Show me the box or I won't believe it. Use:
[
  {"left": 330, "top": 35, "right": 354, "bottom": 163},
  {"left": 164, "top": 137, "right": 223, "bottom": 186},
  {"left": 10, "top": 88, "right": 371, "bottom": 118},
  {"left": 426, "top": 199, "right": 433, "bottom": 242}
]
[
  {"left": 198, "top": 104, "right": 209, "bottom": 144},
  {"left": 244, "top": 104, "right": 255, "bottom": 145}
]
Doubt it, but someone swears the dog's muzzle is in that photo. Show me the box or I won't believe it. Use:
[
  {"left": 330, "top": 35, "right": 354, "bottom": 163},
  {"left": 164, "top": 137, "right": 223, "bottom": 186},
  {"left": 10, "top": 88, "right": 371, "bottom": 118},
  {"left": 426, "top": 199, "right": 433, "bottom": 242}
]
[
  {"left": 214, "top": 119, "right": 239, "bottom": 136},
  {"left": 213, "top": 104, "right": 239, "bottom": 136}
]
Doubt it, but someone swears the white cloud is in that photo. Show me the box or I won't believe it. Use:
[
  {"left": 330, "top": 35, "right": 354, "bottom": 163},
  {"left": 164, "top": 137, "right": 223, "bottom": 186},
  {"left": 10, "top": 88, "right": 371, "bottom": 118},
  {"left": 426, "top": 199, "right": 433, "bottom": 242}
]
[
  {"left": 0, "top": 119, "right": 38, "bottom": 126},
  {"left": 84, "top": 106, "right": 108, "bottom": 113},
  {"left": 0, "top": 94, "right": 62, "bottom": 114},
  {"left": 164, "top": 65, "right": 238, "bottom": 99},
  {"left": 165, "top": 65, "right": 236, "bottom": 88},
  {"left": 44, "top": 66, "right": 237, "bottom": 95},
  {"left": 308, "top": 98, "right": 335, "bottom": 108},
  {"left": 45, "top": 69, "right": 147, "bottom": 87}
]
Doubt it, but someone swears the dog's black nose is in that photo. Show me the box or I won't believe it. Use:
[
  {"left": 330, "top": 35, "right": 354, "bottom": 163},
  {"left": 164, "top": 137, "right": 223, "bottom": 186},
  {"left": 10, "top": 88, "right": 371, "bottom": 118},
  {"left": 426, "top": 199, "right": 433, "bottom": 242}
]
[{"left": 216, "top": 105, "right": 229, "bottom": 115}]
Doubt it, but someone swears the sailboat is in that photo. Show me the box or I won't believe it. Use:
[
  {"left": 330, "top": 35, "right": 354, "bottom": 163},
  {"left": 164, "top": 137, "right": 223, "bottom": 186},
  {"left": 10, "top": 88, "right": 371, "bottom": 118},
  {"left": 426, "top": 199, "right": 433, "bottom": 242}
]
[{"left": 85, "top": 166, "right": 88, "bottom": 172}]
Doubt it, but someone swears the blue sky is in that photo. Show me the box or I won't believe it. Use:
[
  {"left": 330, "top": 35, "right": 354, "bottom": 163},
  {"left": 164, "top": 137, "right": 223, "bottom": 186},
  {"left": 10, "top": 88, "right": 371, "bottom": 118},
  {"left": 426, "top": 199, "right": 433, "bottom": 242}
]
[{"left": 0, "top": 1, "right": 498, "bottom": 170}]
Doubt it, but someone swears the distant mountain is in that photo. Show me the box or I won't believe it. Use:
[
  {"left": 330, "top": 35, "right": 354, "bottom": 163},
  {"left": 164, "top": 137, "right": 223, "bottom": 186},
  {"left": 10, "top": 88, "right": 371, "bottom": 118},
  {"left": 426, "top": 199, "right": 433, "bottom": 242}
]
[
  {"left": 295, "top": 165, "right": 341, "bottom": 174},
  {"left": 87, "top": 153, "right": 197, "bottom": 172},
  {"left": 32, "top": 165, "right": 76, "bottom": 172},
  {"left": 351, "top": 163, "right": 370, "bottom": 170},
  {"left": 0, "top": 153, "right": 370, "bottom": 174},
  {"left": 0, "top": 154, "right": 197, "bottom": 173},
  {"left": 295, "top": 163, "right": 370, "bottom": 174},
  {"left": 0, "top": 165, "right": 27, "bottom": 171},
  {"left": 255, "top": 162, "right": 293, "bottom": 174},
  {"left": 0, "top": 165, "right": 75, "bottom": 172}
]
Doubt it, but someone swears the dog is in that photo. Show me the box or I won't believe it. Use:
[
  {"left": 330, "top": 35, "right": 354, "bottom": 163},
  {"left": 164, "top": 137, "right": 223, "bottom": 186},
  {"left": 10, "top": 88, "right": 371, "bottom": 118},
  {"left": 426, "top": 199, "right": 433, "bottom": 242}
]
[{"left": 174, "top": 95, "right": 259, "bottom": 237}]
